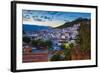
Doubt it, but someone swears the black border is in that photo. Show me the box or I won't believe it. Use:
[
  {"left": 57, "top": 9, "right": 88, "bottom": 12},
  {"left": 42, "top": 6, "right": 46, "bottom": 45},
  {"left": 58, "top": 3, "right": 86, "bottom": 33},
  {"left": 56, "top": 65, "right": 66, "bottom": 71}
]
[{"left": 11, "top": 1, "right": 98, "bottom": 72}]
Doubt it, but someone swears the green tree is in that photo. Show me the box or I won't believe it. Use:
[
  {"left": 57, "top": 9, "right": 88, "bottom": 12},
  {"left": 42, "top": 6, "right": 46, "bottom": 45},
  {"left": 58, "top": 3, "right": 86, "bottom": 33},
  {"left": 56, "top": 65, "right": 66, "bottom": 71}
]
[
  {"left": 76, "top": 20, "right": 91, "bottom": 52},
  {"left": 70, "top": 43, "right": 74, "bottom": 49},
  {"left": 45, "top": 40, "right": 52, "bottom": 48},
  {"left": 50, "top": 54, "right": 62, "bottom": 61},
  {"left": 31, "top": 39, "right": 38, "bottom": 47},
  {"left": 31, "top": 39, "right": 52, "bottom": 48},
  {"left": 78, "top": 22, "right": 91, "bottom": 52},
  {"left": 23, "top": 37, "right": 31, "bottom": 43},
  {"left": 60, "top": 43, "right": 71, "bottom": 60}
]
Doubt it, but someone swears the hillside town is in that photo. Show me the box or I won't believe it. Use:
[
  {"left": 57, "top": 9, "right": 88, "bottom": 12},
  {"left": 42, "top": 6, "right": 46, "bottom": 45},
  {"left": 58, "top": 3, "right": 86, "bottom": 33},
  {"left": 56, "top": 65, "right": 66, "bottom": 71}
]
[
  {"left": 22, "top": 9, "right": 91, "bottom": 62},
  {"left": 22, "top": 24, "right": 81, "bottom": 62},
  {"left": 23, "top": 24, "right": 80, "bottom": 51}
]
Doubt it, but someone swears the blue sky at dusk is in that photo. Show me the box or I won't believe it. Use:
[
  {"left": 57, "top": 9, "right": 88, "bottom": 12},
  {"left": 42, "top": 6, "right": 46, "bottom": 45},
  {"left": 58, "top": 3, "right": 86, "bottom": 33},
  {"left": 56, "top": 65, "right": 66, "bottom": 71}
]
[{"left": 23, "top": 10, "right": 91, "bottom": 27}]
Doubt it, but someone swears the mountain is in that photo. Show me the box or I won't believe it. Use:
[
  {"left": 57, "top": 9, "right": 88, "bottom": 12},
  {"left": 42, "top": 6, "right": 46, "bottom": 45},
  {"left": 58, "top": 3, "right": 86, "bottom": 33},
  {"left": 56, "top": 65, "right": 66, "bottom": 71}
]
[
  {"left": 55, "top": 18, "right": 90, "bottom": 29},
  {"left": 23, "top": 24, "right": 52, "bottom": 32}
]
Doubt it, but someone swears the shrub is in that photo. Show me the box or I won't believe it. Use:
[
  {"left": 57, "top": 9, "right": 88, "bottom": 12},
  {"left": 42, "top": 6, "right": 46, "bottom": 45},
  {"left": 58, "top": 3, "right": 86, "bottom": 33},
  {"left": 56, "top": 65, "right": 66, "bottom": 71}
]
[
  {"left": 60, "top": 43, "right": 71, "bottom": 60},
  {"left": 50, "top": 54, "right": 62, "bottom": 61},
  {"left": 23, "top": 37, "right": 31, "bottom": 43}
]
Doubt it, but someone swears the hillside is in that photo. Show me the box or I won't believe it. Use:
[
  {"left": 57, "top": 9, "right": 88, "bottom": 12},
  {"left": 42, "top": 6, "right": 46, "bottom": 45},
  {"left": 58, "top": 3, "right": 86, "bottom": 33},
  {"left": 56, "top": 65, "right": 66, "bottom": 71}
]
[
  {"left": 55, "top": 18, "right": 90, "bottom": 29},
  {"left": 56, "top": 17, "right": 91, "bottom": 56}
]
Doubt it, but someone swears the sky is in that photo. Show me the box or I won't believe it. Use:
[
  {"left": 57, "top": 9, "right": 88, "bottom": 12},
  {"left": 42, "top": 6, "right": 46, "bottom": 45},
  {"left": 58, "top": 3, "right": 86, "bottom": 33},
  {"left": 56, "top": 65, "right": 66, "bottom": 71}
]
[{"left": 23, "top": 10, "right": 91, "bottom": 27}]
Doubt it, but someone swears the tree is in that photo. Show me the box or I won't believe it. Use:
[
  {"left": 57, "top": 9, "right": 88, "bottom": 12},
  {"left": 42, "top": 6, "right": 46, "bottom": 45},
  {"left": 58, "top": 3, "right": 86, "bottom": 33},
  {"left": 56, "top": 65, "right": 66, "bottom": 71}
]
[
  {"left": 70, "top": 43, "right": 74, "bottom": 49},
  {"left": 78, "top": 22, "right": 91, "bottom": 52},
  {"left": 31, "top": 39, "right": 53, "bottom": 49},
  {"left": 60, "top": 43, "right": 71, "bottom": 60},
  {"left": 61, "top": 43, "right": 71, "bottom": 50},
  {"left": 31, "top": 39, "right": 38, "bottom": 47},
  {"left": 50, "top": 54, "right": 62, "bottom": 61},
  {"left": 45, "top": 40, "right": 52, "bottom": 48},
  {"left": 23, "top": 37, "right": 31, "bottom": 43}
]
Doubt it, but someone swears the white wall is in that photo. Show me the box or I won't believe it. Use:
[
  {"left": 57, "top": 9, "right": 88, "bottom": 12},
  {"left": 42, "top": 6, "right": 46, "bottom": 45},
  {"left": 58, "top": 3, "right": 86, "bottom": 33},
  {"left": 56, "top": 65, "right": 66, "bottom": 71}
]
[{"left": 0, "top": 0, "right": 99, "bottom": 73}]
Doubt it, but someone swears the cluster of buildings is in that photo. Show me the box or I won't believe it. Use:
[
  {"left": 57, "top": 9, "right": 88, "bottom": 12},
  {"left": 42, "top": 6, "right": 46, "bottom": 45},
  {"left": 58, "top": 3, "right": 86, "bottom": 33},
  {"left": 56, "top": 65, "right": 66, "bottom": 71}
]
[{"left": 23, "top": 24, "right": 80, "bottom": 51}]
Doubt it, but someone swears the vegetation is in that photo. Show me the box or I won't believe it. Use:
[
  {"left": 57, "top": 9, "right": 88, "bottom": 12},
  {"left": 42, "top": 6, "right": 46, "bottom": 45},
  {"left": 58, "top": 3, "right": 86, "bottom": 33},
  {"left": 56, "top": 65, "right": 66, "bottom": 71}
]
[
  {"left": 23, "top": 37, "right": 31, "bottom": 43},
  {"left": 79, "top": 23, "right": 91, "bottom": 51},
  {"left": 31, "top": 39, "right": 38, "bottom": 47},
  {"left": 70, "top": 43, "right": 74, "bottom": 49},
  {"left": 45, "top": 40, "right": 52, "bottom": 48},
  {"left": 50, "top": 54, "right": 62, "bottom": 61},
  {"left": 57, "top": 17, "right": 91, "bottom": 53},
  {"left": 77, "top": 21, "right": 91, "bottom": 52},
  {"left": 31, "top": 39, "right": 52, "bottom": 48},
  {"left": 50, "top": 43, "right": 74, "bottom": 61},
  {"left": 23, "top": 17, "right": 91, "bottom": 62},
  {"left": 60, "top": 43, "right": 74, "bottom": 60}
]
